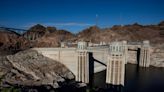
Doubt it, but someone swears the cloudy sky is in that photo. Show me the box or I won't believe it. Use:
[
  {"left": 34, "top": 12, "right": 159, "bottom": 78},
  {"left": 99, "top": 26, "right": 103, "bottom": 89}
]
[{"left": 0, "top": 0, "right": 164, "bottom": 32}]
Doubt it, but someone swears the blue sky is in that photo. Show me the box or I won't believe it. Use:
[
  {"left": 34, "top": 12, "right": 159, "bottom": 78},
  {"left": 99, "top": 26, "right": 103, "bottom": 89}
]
[{"left": 0, "top": 0, "right": 164, "bottom": 33}]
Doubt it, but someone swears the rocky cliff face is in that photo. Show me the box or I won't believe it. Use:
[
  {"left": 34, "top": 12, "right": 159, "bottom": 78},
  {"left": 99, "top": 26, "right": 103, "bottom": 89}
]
[
  {"left": 77, "top": 26, "right": 101, "bottom": 42},
  {"left": 1, "top": 22, "right": 164, "bottom": 49},
  {"left": 0, "top": 29, "right": 29, "bottom": 55},
  {"left": 23, "top": 24, "right": 48, "bottom": 41},
  {"left": 0, "top": 50, "right": 74, "bottom": 89},
  {"left": 22, "top": 24, "right": 75, "bottom": 47},
  {"left": 0, "top": 25, "right": 75, "bottom": 55},
  {"left": 34, "top": 29, "right": 75, "bottom": 47},
  {"left": 77, "top": 22, "right": 164, "bottom": 44}
]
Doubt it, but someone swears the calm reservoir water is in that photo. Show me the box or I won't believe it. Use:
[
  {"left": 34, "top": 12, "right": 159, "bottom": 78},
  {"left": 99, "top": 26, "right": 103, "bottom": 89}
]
[{"left": 93, "top": 64, "right": 164, "bottom": 92}]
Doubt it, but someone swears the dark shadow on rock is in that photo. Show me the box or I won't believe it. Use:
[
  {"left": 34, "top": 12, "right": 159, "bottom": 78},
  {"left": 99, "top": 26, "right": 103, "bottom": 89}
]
[{"left": 6, "top": 80, "right": 87, "bottom": 92}]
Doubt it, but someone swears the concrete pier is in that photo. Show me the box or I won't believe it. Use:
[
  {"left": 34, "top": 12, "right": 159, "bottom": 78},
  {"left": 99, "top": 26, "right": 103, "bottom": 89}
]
[
  {"left": 106, "top": 41, "right": 125, "bottom": 86},
  {"left": 139, "top": 41, "right": 150, "bottom": 67},
  {"left": 123, "top": 41, "right": 128, "bottom": 64},
  {"left": 76, "top": 50, "right": 89, "bottom": 83},
  {"left": 76, "top": 41, "right": 89, "bottom": 83}
]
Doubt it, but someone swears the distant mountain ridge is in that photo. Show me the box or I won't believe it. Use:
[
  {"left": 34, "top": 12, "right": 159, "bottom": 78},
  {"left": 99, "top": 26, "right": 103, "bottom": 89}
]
[{"left": 0, "top": 21, "right": 164, "bottom": 55}]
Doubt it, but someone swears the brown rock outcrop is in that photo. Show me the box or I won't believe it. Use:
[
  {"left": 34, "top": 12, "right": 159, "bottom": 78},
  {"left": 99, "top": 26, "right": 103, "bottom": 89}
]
[
  {"left": 0, "top": 50, "right": 74, "bottom": 88},
  {"left": 0, "top": 29, "right": 29, "bottom": 55},
  {"left": 34, "top": 29, "right": 75, "bottom": 47}
]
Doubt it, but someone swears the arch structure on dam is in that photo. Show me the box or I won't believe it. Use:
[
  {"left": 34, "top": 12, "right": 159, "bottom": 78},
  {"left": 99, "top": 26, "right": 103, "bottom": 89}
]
[{"left": 33, "top": 40, "right": 151, "bottom": 86}]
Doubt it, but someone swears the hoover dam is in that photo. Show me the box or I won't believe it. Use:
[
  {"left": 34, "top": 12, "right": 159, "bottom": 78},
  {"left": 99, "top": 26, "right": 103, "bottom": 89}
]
[{"left": 33, "top": 40, "right": 150, "bottom": 86}]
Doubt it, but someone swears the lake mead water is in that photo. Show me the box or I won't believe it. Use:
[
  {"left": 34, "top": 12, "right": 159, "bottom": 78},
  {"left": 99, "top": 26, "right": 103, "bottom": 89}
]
[{"left": 93, "top": 64, "right": 164, "bottom": 92}]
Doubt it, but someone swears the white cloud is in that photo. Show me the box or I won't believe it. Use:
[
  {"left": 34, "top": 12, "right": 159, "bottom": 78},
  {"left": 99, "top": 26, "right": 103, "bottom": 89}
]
[
  {"left": 43, "top": 22, "right": 92, "bottom": 27},
  {"left": 23, "top": 22, "right": 93, "bottom": 28}
]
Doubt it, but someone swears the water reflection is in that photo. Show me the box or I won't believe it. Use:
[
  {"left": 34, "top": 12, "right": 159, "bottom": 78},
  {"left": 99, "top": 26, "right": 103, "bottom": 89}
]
[
  {"left": 93, "top": 70, "right": 123, "bottom": 92},
  {"left": 125, "top": 64, "right": 164, "bottom": 92},
  {"left": 92, "top": 64, "right": 164, "bottom": 92}
]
